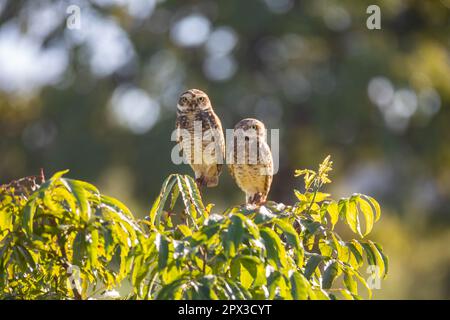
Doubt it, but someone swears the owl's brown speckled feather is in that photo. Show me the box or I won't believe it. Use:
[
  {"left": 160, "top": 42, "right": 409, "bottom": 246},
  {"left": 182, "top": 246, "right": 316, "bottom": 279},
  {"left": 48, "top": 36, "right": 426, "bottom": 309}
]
[
  {"left": 175, "top": 89, "right": 225, "bottom": 188},
  {"left": 228, "top": 118, "right": 273, "bottom": 205}
]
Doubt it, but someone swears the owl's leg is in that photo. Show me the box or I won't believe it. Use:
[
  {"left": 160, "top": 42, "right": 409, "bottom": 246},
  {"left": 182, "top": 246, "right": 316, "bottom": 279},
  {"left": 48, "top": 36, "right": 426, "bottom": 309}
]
[
  {"left": 248, "top": 192, "right": 264, "bottom": 206},
  {"left": 195, "top": 176, "right": 207, "bottom": 189}
]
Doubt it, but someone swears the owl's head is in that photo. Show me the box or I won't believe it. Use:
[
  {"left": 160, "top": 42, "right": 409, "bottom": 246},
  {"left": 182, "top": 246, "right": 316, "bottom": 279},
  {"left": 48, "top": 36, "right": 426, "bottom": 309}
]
[
  {"left": 177, "top": 89, "right": 211, "bottom": 112},
  {"left": 234, "top": 118, "right": 267, "bottom": 138}
]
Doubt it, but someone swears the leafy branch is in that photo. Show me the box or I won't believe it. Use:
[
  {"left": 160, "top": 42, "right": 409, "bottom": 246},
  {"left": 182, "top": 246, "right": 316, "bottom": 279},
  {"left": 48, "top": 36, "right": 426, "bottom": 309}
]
[{"left": 0, "top": 156, "right": 388, "bottom": 300}]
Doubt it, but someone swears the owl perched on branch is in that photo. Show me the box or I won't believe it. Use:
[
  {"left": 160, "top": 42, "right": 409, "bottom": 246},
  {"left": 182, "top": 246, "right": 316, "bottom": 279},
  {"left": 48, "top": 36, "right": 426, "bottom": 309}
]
[
  {"left": 228, "top": 118, "right": 273, "bottom": 206},
  {"left": 175, "top": 89, "right": 225, "bottom": 188}
]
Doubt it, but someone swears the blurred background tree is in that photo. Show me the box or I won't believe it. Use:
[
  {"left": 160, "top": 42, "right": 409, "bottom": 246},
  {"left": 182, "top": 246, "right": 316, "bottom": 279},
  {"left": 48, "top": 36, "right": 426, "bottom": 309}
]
[{"left": 0, "top": 0, "right": 449, "bottom": 299}]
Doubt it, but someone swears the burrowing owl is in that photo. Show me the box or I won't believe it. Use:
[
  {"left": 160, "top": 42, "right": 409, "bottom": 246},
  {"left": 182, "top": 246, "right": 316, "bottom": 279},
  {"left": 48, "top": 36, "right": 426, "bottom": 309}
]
[
  {"left": 228, "top": 118, "right": 273, "bottom": 205},
  {"left": 175, "top": 89, "right": 225, "bottom": 187}
]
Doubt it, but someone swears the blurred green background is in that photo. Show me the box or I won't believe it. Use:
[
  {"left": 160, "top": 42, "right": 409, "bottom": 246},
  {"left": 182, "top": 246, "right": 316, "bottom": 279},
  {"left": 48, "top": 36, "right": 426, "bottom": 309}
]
[{"left": 0, "top": 0, "right": 449, "bottom": 299}]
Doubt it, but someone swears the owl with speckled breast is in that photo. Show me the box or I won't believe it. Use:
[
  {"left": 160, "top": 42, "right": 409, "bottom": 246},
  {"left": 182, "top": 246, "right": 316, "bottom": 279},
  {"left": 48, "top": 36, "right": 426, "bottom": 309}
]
[
  {"left": 228, "top": 118, "right": 273, "bottom": 205},
  {"left": 175, "top": 89, "right": 225, "bottom": 188}
]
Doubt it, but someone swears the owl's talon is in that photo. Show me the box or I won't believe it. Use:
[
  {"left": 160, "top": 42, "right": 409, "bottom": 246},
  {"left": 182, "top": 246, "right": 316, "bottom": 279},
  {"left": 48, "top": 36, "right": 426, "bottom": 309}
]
[{"left": 195, "top": 177, "right": 206, "bottom": 189}]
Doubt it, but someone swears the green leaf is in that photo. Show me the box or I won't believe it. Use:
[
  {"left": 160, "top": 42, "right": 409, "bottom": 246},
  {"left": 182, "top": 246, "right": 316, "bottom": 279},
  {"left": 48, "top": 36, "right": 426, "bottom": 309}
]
[
  {"left": 157, "top": 234, "right": 169, "bottom": 271},
  {"left": 16, "top": 245, "right": 36, "bottom": 271},
  {"left": 290, "top": 271, "right": 309, "bottom": 300},
  {"left": 357, "top": 196, "right": 374, "bottom": 236},
  {"left": 149, "top": 175, "right": 177, "bottom": 227},
  {"left": 373, "top": 242, "right": 389, "bottom": 278},
  {"left": 184, "top": 175, "right": 206, "bottom": 213},
  {"left": 267, "top": 271, "right": 283, "bottom": 299},
  {"left": 348, "top": 240, "right": 364, "bottom": 267},
  {"left": 326, "top": 201, "right": 339, "bottom": 229},
  {"left": 309, "top": 192, "right": 330, "bottom": 203},
  {"left": 304, "top": 254, "right": 323, "bottom": 279},
  {"left": 344, "top": 271, "right": 358, "bottom": 295},
  {"left": 275, "top": 219, "right": 300, "bottom": 251},
  {"left": 345, "top": 199, "right": 360, "bottom": 236},
  {"left": 169, "top": 183, "right": 180, "bottom": 210},
  {"left": 63, "top": 179, "right": 90, "bottom": 222},
  {"left": 238, "top": 255, "right": 265, "bottom": 288},
  {"left": 223, "top": 214, "right": 245, "bottom": 258},
  {"left": 362, "top": 195, "right": 381, "bottom": 222},
  {"left": 322, "top": 260, "right": 339, "bottom": 289},
  {"left": 318, "top": 239, "right": 333, "bottom": 257},
  {"left": 354, "top": 271, "right": 372, "bottom": 299},
  {"left": 0, "top": 209, "right": 12, "bottom": 232},
  {"left": 260, "top": 227, "right": 287, "bottom": 269},
  {"left": 361, "top": 242, "right": 376, "bottom": 266},
  {"left": 177, "top": 224, "right": 192, "bottom": 237},
  {"left": 49, "top": 170, "right": 70, "bottom": 181},
  {"left": 366, "top": 240, "right": 387, "bottom": 278},
  {"left": 294, "top": 189, "right": 307, "bottom": 202},
  {"left": 22, "top": 199, "right": 36, "bottom": 235},
  {"left": 155, "top": 278, "right": 185, "bottom": 299},
  {"left": 275, "top": 219, "right": 303, "bottom": 267},
  {"left": 87, "top": 229, "right": 99, "bottom": 267},
  {"left": 72, "top": 231, "right": 86, "bottom": 267},
  {"left": 101, "top": 195, "right": 134, "bottom": 219}
]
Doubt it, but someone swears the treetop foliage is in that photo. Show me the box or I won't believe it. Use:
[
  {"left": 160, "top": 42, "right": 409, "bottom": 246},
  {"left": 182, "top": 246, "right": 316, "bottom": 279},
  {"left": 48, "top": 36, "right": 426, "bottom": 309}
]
[{"left": 0, "top": 156, "right": 387, "bottom": 300}]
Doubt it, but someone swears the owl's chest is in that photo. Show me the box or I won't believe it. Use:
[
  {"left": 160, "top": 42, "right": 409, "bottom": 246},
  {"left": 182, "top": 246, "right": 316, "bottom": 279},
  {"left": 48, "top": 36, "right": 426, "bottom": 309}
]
[
  {"left": 233, "top": 164, "right": 266, "bottom": 193},
  {"left": 179, "top": 111, "right": 215, "bottom": 139}
]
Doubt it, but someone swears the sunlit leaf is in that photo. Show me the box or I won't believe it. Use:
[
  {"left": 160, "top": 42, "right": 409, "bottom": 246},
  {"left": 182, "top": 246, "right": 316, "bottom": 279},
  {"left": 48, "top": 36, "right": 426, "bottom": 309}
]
[
  {"left": 62, "top": 179, "right": 90, "bottom": 222},
  {"left": 289, "top": 271, "right": 309, "bottom": 300},
  {"left": 22, "top": 199, "right": 36, "bottom": 235},
  {"left": 260, "top": 227, "right": 287, "bottom": 269},
  {"left": 304, "top": 254, "right": 323, "bottom": 280}
]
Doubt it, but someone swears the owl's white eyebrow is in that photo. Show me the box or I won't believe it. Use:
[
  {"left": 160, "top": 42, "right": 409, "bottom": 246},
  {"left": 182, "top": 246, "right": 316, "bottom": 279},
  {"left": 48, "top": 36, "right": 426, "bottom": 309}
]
[{"left": 177, "top": 104, "right": 189, "bottom": 112}]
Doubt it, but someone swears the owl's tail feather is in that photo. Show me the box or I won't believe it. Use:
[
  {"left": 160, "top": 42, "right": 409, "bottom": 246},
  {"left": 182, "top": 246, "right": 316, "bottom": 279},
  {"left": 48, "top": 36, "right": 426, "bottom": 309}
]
[
  {"left": 247, "top": 193, "right": 267, "bottom": 206},
  {"left": 195, "top": 176, "right": 219, "bottom": 188},
  {"left": 205, "top": 176, "right": 219, "bottom": 187}
]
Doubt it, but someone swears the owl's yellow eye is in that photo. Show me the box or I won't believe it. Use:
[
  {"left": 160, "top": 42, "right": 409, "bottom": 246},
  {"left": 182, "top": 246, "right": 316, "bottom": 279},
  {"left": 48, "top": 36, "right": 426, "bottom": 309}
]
[
  {"left": 179, "top": 97, "right": 188, "bottom": 105},
  {"left": 251, "top": 125, "right": 257, "bottom": 130},
  {"left": 198, "top": 96, "right": 205, "bottom": 103}
]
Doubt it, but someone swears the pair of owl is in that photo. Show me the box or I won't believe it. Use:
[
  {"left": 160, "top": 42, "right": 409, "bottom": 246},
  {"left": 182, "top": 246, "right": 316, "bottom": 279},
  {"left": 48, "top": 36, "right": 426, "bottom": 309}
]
[{"left": 175, "top": 89, "right": 273, "bottom": 206}]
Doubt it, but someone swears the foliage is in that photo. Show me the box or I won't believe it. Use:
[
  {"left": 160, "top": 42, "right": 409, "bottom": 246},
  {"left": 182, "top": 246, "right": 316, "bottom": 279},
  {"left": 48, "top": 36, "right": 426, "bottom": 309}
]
[
  {"left": 0, "top": 170, "right": 144, "bottom": 299},
  {"left": 0, "top": 157, "right": 387, "bottom": 299}
]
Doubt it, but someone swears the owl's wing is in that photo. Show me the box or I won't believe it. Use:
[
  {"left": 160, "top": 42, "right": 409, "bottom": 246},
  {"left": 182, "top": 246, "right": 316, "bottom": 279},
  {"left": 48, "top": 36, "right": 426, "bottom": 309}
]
[
  {"left": 175, "top": 116, "right": 185, "bottom": 158},
  {"left": 259, "top": 141, "right": 274, "bottom": 198},
  {"left": 203, "top": 110, "right": 226, "bottom": 175}
]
